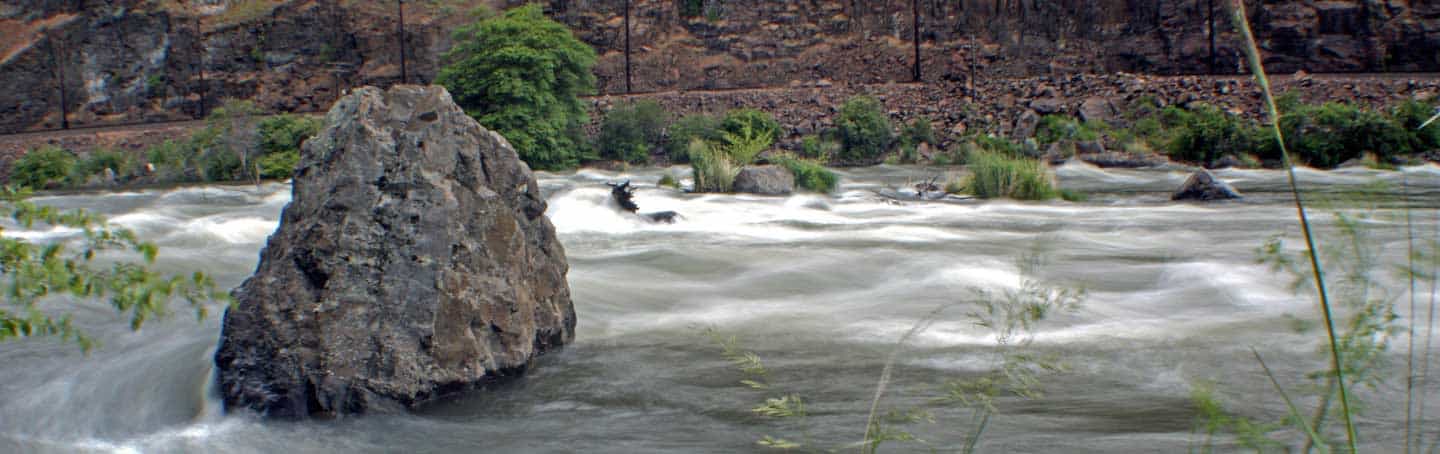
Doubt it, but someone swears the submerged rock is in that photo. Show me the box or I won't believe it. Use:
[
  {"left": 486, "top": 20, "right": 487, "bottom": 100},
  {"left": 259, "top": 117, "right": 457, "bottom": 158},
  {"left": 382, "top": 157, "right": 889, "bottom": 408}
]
[
  {"left": 214, "top": 85, "right": 576, "bottom": 418},
  {"left": 1172, "top": 170, "right": 1242, "bottom": 201},
  {"left": 733, "top": 165, "right": 795, "bottom": 195}
]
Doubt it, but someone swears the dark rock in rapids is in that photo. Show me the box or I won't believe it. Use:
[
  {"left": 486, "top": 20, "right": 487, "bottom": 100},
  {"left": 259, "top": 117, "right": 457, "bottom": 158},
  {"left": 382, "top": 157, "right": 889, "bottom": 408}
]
[
  {"left": 608, "top": 180, "right": 678, "bottom": 223},
  {"left": 1172, "top": 169, "right": 1242, "bottom": 201},
  {"left": 732, "top": 165, "right": 795, "bottom": 195},
  {"left": 213, "top": 85, "right": 576, "bottom": 418}
]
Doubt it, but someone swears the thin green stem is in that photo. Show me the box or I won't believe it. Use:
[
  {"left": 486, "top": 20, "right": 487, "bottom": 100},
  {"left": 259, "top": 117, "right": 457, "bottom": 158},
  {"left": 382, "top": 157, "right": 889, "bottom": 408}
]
[
  {"left": 1406, "top": 172, "right": 1419, "bottom": 454},
  {"left": 962, "top": 408, "right": 992, "bottom": 454},
  {"left": 861, "top": 303, "right": 950, "bottom": 453},
  {"left": 1228, "top": 1, "right": 1358, "bottom": 451},
  {"left": 1253, "top": 347, "right": 1330, "bottom": 453}
]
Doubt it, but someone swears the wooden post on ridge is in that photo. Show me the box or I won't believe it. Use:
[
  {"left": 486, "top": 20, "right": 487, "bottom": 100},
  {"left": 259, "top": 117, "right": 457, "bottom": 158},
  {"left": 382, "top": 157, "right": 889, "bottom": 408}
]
[
  {"left": 50, "top": 31, "right": 70, "bottom": 130},
  {"left": 397, "top": 0, "right": 407, "bottom": 84},
  {"left": 912, "top": 0, "right": 921, "bottom": 82},
  {"left": 624, "top": 0, "right": 633, "bottom": 93}
]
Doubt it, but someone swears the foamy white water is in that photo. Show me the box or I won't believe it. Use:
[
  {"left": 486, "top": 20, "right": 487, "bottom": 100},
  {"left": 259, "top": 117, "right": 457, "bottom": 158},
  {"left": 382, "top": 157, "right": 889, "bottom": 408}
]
[{"left": 1, "top": 165, "right": 1439, "bottom": 453}]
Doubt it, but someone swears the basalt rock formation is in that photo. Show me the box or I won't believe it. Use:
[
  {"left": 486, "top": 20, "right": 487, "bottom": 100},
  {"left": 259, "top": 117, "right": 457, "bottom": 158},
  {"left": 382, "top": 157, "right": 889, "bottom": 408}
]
[
  {"left": 213, "top": 85, "right": 575, "bottom": 418},
  {"left": 1173, "top": 169, "right": 1242, "bottom": 201}
]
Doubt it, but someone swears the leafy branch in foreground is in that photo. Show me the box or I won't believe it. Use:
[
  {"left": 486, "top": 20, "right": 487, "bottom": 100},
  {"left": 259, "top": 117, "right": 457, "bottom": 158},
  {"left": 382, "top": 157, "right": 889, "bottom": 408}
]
[{"left": 0, "top": 186, "right": 225, "bottom": 352}]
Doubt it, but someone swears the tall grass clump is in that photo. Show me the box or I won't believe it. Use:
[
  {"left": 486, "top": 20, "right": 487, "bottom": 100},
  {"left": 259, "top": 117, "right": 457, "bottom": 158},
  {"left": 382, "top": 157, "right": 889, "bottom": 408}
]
[
  {"left": 961, "top": 150, "right": 1057, "bottom": 200},
  {"left": 689, "top": 123, "right": 772, "bottom": 193}
]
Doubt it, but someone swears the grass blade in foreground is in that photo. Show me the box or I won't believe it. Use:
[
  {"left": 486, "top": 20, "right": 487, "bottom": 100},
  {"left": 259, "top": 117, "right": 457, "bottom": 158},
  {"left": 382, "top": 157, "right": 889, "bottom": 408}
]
[
  {"left": 1228, "top": 0, "right": 1358, "bottom": 450},
  {"left": 1252, "top": 347, "right": 1330, "bottom": 453}
]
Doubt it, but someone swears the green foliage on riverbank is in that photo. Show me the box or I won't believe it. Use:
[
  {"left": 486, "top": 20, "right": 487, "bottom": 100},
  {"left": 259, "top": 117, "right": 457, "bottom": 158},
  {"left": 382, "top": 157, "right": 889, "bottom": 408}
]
[
  {"left": 3, "top": 106, "right": 321, "bottom": 191},
  {"left": 437, "top": 4, "right": 597, "bottom": 170},
  {"left": 665, "top": 114, "right": 724, "bottom": 162},
  {"left": 597, "top": 100, "right": 668, "bottom": 164},
  {"left": 768, "top": 152, "right": 837, "bottom": 193},
  {"left": 836, "top": 96, "right": 894, "bottom": 164}
]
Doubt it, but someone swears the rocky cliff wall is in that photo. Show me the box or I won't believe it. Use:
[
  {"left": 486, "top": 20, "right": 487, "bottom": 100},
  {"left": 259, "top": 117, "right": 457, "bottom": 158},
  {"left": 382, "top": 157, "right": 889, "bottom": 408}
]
[{"left": 2, "top": 0, "right": 1436, "bottom": 134}]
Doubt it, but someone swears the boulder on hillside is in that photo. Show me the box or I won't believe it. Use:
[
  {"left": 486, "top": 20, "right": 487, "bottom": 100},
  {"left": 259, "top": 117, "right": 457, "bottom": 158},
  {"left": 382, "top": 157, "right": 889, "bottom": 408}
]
[
  {"left": 1172, "top": 169, "right": 1242, "bottom": 201},
  {"left": 214, "top": 85, "right": 576, "bottom": 418},
  {"left": 733, "top": 165, "right": 795, "bottom": 195},
  {"left": 1078, "top": 97, "right": 1118, "bottom": 125},
  {"left": 1012, "top": 110, "right": 1041, "bottom": 140}
]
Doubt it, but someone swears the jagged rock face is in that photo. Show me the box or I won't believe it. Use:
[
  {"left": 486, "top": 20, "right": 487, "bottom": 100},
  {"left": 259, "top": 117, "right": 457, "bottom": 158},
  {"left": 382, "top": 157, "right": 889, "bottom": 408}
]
[
  {"left": 1173, "top": 170, "right": 1242, "bottom": 201},
  {"left": 213, "top": 85, "right": 575, "bottom": 419}
]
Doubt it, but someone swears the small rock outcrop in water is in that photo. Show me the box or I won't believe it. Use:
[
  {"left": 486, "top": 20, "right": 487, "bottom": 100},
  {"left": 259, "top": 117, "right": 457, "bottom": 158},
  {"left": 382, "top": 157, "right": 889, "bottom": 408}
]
[
  {"left": 609, "top": 180, "right": 678, "bottom": 223},
  {"left": 213, "top": 85, "right": 576, "bottom": 418},
  {"left": 733, "top": 166, "right": 795, "bottom": 195},
  {"left": 1172, "top": 170, "right": 1242, "bottom": 201}
]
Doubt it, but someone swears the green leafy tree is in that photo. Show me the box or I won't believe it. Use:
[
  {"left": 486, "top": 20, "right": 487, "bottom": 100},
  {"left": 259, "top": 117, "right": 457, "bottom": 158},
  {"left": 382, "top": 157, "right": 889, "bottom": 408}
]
[
  {"left": 666, "top": 114, "right": 723, "bottom": 162},
  {"left": 836, "top": 96, "right": 894, "bottom": 163},
  {"left": 436, "top": 4, "right": 597, "bottom": 170},
  {"left": 0, "top": 187, "right": 222, "bottom": 351},
  {"left": 597, "top": 100, "right": 669, "bottom": 164}
]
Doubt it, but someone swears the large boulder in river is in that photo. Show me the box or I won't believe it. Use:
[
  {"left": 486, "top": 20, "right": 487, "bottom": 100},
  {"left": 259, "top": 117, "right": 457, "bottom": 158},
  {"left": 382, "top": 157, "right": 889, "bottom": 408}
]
[
  {"left": 214, "top": 85, "right": 576, "bottom": 418},
  {"left": 1172, "top": 170, "right": 1242, "bottom": 201},
  {"left": 733, "top": 165, "right": 795, "bottom": 195}
]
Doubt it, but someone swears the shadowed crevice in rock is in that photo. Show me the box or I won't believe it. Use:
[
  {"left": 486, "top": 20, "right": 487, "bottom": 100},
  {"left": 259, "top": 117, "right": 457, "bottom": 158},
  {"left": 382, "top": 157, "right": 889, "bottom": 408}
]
[{"left": 213, "top": 85, "right": 575, "bottom": 419}]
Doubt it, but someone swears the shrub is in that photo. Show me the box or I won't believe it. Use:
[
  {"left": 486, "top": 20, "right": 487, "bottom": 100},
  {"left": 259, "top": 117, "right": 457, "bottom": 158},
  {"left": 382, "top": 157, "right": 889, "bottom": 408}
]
[
  {"left": 1392, "top": 99, "right": 1440, "bottom": 151},
  {"left": 597, "top": 100, "right": 668, "bottom": 164},
  {"left": 770, "top": 153, "right": 838, "bottom": 193},
  {"left": 436, "top": 4, "right": 597, "bottom": 170},
  {"left": 800, "top": 135, "right": 840, "bottom": 161},
  {"left": 257, "top": 114, "right": 322, "bottom": 157},
  {"left": 835, "top": 96, "right": 894, "bottom": 163},
  {"left": 145, "top": 140, "right": 192, "bottom": 171},
  {"left": 678, "top": 0, "right": 704, "bottom": 17},
  {"left": 256, "top": 150, "right": 300, "bottom": 179},
  {"left": 75, "top": 149, "right": 135, "bottom": 180},
  {"left": 721, "top": 108, "right": 781, "bottom": 144},
  {"left": 198, "top": 148, "right": 243, "bottom": 182},
  {"left": 1280, "top": 102, "right": 1412, "bottom": 168},
  {"left": 9, "top": 146, "right": 77, "bottom": 189},
  {"left": 1163, "top": 104, "right": 1271, "bottom": 166},
  {"left": 666, "top": 114, "right": 723, "bottom": 162},
  {"left": 900, "top": 116, "right": 935, "bottom": 147},
  {"left": 962, "top": 149, "right": 1057, "bottom": 200},
  {"left": 1035, "top": 115, "right": 1100, "bottom": 145}
]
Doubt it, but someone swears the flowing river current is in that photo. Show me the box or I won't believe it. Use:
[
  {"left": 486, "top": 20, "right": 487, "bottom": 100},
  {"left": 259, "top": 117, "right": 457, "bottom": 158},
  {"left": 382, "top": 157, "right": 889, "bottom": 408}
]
[{"left": 3, "top": 162, "right": 1440, "bottom": 453}]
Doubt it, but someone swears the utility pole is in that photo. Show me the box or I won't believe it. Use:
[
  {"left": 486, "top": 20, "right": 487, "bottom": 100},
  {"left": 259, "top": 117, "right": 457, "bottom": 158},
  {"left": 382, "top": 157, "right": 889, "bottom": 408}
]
[
  {"left": 624, "top": 0, "right": 632, "bottom": 93},
  {"left": 196, "top": 15, "right": 208, "bottom": 118},
  {"left": 1206, "top": 0, "right": 1216, "bottom": 74},
  {"left": 396, "top": 0, "right": 407, "bottom": 84},
  {"left": 912, "top": 0, "right": 921, "bottom": 82},
  {"left": 50, "top": 32, "right": 70, "bottom": 130}
]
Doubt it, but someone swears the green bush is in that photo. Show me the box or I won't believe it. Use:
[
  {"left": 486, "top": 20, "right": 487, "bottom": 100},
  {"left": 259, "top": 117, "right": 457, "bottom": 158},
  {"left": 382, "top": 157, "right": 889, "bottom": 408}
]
[
  {"left": 962, "top": 149, "right": 1056, "bottom": 200},
  {"left": 199, "top": 148, "right": 243, "bottom": 181},
  {"left": 436, "top": 4, "right": 597, "bottom": 170},
  {"left": 666, "top": 114, "right": 723, "bottom": 162},
  {"left": 678, "top": 0, "right": 704, "bottom": 17},
  {"left": 1035, "top": 115, "right": 1100, "bottom": 145},
  {"left": 9, "top": 146, "right": 77, "bottom": 189},
  {"left": 145, "top": 140, "right": 193, "bottom": 171},
  {"left": 770, "top": 153, "right": 838, "bottom": 193},
  {"left": 1163, "top": 104, "right": 1271, "bottom": 166},
  {"left": 597, "top": 100, "right": 668, "bottom": 164},
  {"left": 257, "top": 114, "right": 322, "bottom": 157},
  {"left": 1280, "top": 102, "right": 1412, "bottom": 168},
  {"left": 800, "top": 135, "right": 840, "bottom": 161},
  {"left": 721, "top": 109, "right": 781, "bottom": 144},
  {"left": 75, "top": 149, "right": 135, "bottom": 180},
  {"left": 900, "top": 116, "right": 935, "bottom": 147},
  {"left": 1392, "top": 99, "right": 1440, "bottom": 151},
  {"left": 835, "top": 96, "right": 893, "bottom": 163},
  {"left": 256, "top": 150, "right": 300, "bottom": 179}
]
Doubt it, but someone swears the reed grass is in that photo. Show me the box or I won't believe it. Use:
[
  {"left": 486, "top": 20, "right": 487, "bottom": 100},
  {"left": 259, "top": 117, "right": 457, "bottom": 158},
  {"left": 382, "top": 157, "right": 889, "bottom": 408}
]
[
  {"left": 962, "top": 149, "right": 1057, "bottom": 200},
  {"left": 1230, "top": 1, "right": 1357, "bottom": 450}
]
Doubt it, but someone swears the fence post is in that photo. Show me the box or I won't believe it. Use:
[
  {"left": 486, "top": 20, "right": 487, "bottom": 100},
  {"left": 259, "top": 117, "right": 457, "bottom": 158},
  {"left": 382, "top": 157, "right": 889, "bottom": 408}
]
[
  {"left": 50, "top": 31, "right": 70, "bottom": 130},
  {"left": 397, "top": 0, "right": 407, "bottom": 85},
  {"left": 624, "top": 0, "right": 633, "bottom": 94}
]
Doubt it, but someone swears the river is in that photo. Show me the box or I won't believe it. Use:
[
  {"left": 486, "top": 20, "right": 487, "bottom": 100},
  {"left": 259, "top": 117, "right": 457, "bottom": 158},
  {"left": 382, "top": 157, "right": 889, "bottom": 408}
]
[{"left": 2, "top": 162, "right": 1440, "bottom": 453}]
